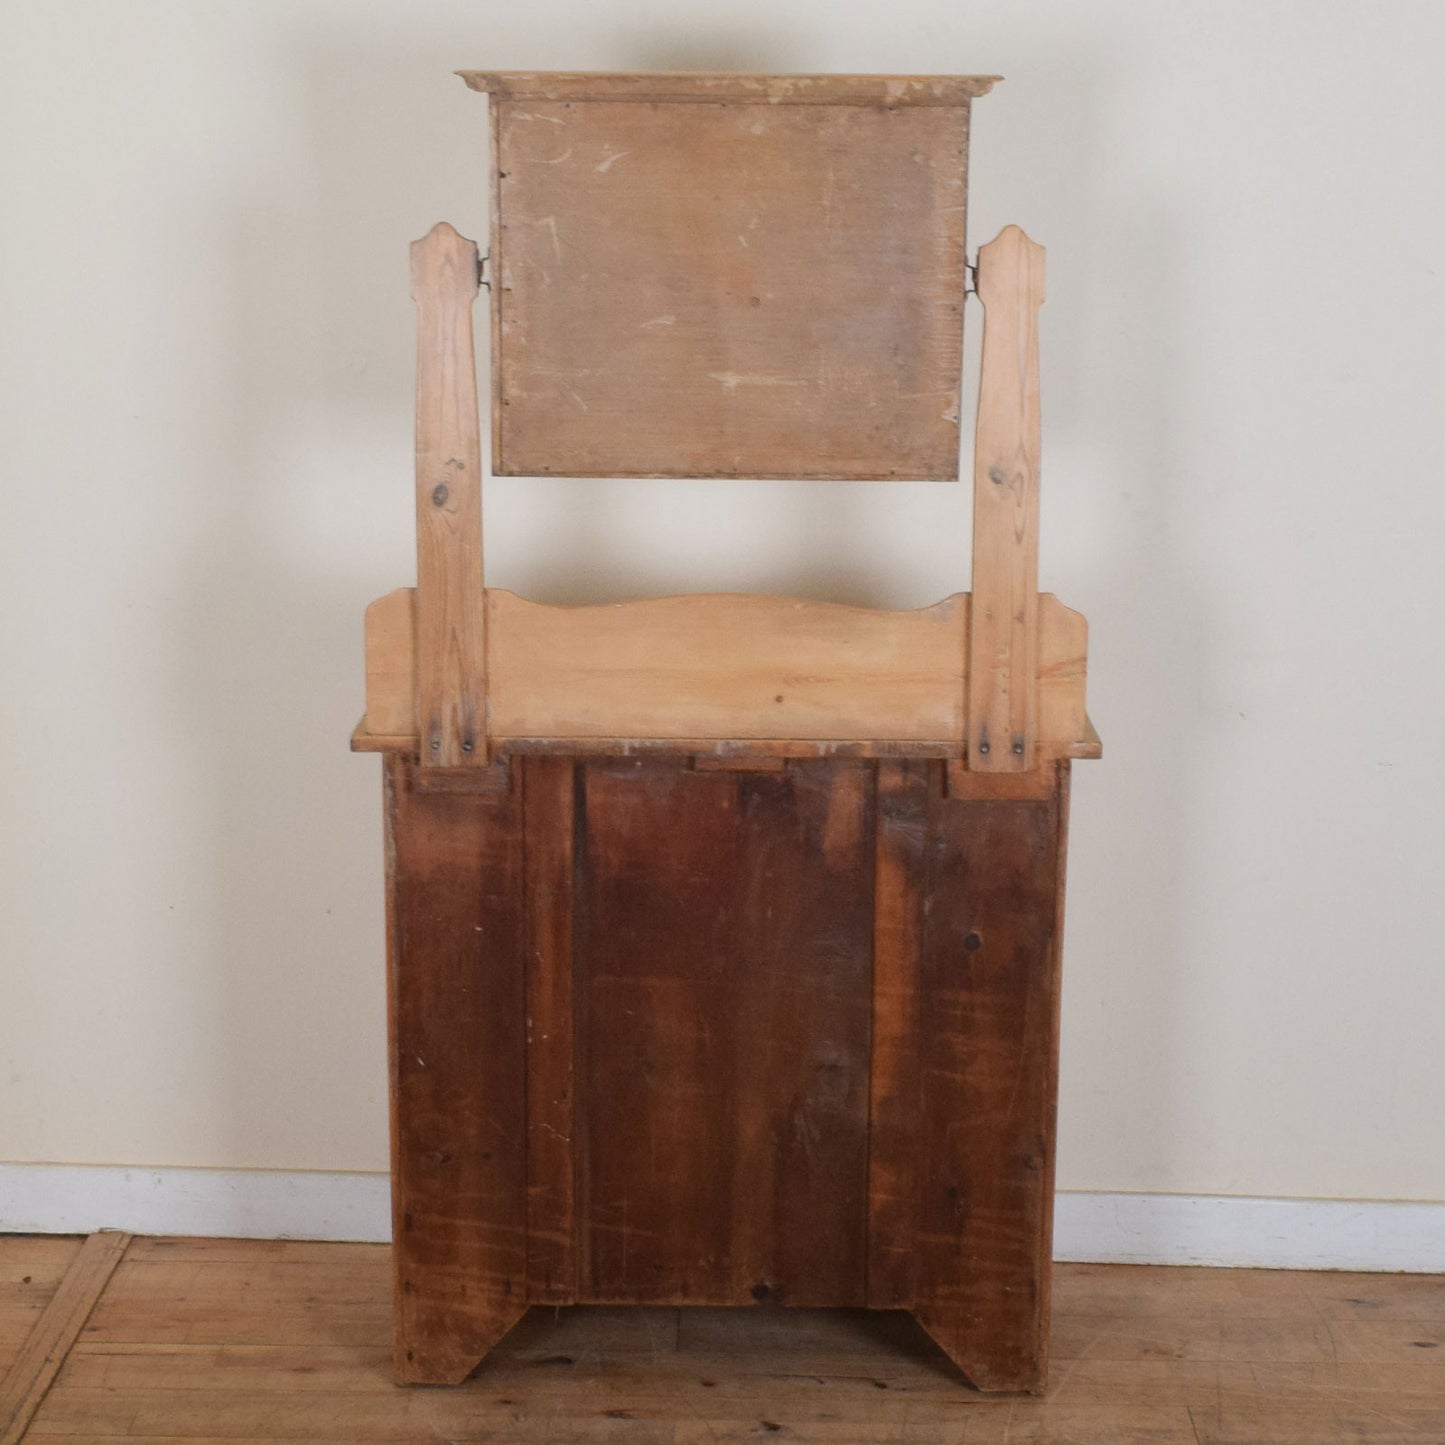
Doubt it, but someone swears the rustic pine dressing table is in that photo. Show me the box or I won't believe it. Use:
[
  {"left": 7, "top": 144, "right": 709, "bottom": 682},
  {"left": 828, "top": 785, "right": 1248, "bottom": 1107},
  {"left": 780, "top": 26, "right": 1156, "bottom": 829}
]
[{"left": 352, "top": 70, "right": 1099, "bottom": 1394}]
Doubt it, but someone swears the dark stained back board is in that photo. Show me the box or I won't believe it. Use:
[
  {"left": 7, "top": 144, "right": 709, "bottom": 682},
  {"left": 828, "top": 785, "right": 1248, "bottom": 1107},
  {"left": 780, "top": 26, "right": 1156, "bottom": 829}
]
[
  {"left": 461, "top": 72, "right": 1000, "bottom": 479},
  {"left": 384, "top": 749, "right": 1069, "bottom": 1391}
]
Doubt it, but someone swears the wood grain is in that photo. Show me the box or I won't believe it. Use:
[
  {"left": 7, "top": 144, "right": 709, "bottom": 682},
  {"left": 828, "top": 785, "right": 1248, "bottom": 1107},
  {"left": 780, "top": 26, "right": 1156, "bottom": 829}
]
[
  {"left": 362, "top": 589, "right": 415, "bottom": 739},
  {"left": 573, "top": 759, "right": 874, "bottom": 1306},
  {"left": 385, "top": 754, "right": 527, "bottom": 1382},
  {"left": 866, "top": 762, "right": 1070, "bottom": 1391},
  {"left": 410, "top": 222, "right": 487, "bottom": 767},
  {"left": 461, "top": 70, "right": 1001, "bottom": 104},
  {"left": 967, "top": 225, "right": 1046, "bottom": 773},
  {"left": 490, "top": 97, "right": 969, "bottom": 479},
  {"left": 375, "top": 754, "right": 1083, "bottom": 1383},
  {"left": 0, "top": 1231, "right": 128, "bottom": 1445},
  {"left": 356, "top": 587, "right": 1097, "bottom": 758},
  {"left": 1038, "top": 592, "right": 1089, "bottom": 753},
  {"left": 866, "top": 760, "right": 929, "bottom": 1308},
  {"left": 0, "top": 1238, "right": 84, "bottom": 1377},
  {"left": 24, "top": 1239, "right": 1445, "bottom": 1443},
  {"left": 489, "top": 589, "right": 967, "bottom": 740},
  {"left": 910, "top": 764, "right": 1069, "bottom": 1393},
  {"left": 521, "top": 756, "right": 578, "bottom": 1303},
  {"left": 355, "top": 721, "right": 1103, "bottom": 762}
]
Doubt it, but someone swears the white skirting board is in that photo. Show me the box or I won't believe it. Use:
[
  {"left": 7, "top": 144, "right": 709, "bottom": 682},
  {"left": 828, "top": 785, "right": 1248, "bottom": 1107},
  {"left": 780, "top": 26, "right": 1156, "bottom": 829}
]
[
  {"left": 1052, "top": 1191, "right": 1445, "bottom": 1273},
  {"left": 0, "top": 1165, "right": 392, "bottom": 1246},
  {"left": 1, "top": 1166, "right": 1442, "bottom": 1272}
]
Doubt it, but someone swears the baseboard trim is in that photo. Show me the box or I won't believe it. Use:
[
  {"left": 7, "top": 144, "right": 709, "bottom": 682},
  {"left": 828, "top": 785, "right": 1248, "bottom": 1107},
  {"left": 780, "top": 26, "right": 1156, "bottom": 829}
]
[
  {"left": 2, "top": 1165, "right": 1440, "bottom": 1271},
  {"left": 1052, "top": 1191, "right": 1445, "bottom": 1272},
  {"left": 0, "top": 1164, "right": 391, "bottom": 1245}
]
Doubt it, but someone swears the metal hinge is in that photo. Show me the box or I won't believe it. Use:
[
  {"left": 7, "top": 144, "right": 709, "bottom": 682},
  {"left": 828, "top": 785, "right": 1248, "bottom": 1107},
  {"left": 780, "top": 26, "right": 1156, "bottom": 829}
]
[{"left": 478, "top": 252, "right": 491, "bottom": 291}]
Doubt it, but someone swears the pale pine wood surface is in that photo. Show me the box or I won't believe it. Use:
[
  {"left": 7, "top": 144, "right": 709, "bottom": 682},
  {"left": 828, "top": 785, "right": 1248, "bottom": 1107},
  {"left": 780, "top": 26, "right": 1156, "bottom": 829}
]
[
  {"left": 410, "top": 223, "right": 487, "bottom": 768},
  {"left": 460, "top": 72, "right": 1002, "bottom": 105},
  {"left": 356, "top": 588, "right": 1096, "bottom": 758},
  {"left": 2, "top": 1235, "right": 1441, "bottom": 1442},
  {"left": 487, "top": 590, "right": 968, "bottom": 741},
  {"left": 967, "top": 225, "right": 1046, "bottom": 774}
]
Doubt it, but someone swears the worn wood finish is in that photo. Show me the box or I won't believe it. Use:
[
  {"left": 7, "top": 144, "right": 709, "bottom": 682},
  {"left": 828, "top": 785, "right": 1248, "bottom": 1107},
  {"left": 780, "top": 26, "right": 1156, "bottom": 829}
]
[
  {"left": 521, "top": 756, "right": 577, "bottom": 1303},
  {"left": 968, "top": 225, "right": 1047, "bottom": 772},
  {"left": 1038, "top": 593, "right": 1089, "bottom": 751},
  {"left": 411, "top": 223, "right": 487, "bottom": 767},
  {"left": 489, "top": 97, "right": 969, "bottom": 479},
  {"left": 0, "top": 1237, "right": 83, "bottom": 1377},
  {"left": 489, "top": 590, "right": 967, "bottom": 740},
  {"left": 354, "top": 587, "right": 1097, "bottom": 758},
  {"left": 913, "top": 763, "right": 1068, "bottom": 1392},
  {"left": 24, "top": 1239, "right": 1445, "bottom": 1442},
  {"left": 360, "top": 74, "right": 1099, "bottom": 1396},
  {"left": 574, "top": 760, "right": 874, "bottom": 1307},
  {"left": 866, "top": 761, "right": 930, "bottom": 1310},
  {"left": 462, "top": 70, "right": 1002, "bottom": 105},
  {"left": 356, "top": 724, "right": 1104, "bottom": 763},
  {"left": 362, "top": 589, "right": 416, "bottom": 740},
  {"left": 866, "top": 763, "right": 1070, "bottom": 1392},
  {"left": 0, "top": 1231, "right": 129, "bottom": 1445},
  {"left": 385, "top": 755, "right": 527, "bottom": 1383},
  {"left": 946, "top": 757, "right": 1060, "bottom": 800},
  {"left": 379, "top": 754, "right": 1072, "bottom": 1386}
]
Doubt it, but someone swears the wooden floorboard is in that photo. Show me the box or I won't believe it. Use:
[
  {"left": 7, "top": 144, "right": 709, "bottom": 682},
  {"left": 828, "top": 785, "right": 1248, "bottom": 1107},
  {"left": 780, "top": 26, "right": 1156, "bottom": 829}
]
[
  {"left": 0, "top": 1235, "right": 1439, "bottom": 1442},
  {"left": 0, "top": 1240, "right": 85, "bottom": 1380},
  {"left": 0, "top": 1233, "right": 129, "bottom": 1445}
]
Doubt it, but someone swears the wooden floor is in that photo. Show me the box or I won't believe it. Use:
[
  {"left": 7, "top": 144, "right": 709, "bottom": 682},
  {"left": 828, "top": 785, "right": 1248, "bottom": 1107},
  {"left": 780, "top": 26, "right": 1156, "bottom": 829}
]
[{"left": 2, "top": 1235, "right": 1443, "bottom": 1443}]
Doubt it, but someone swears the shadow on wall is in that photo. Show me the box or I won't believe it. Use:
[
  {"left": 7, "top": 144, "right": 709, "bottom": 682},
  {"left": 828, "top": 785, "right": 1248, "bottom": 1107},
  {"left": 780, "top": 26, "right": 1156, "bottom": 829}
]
[{"left": 162, "top": 13, "right": 1207, "bottom": 1191}]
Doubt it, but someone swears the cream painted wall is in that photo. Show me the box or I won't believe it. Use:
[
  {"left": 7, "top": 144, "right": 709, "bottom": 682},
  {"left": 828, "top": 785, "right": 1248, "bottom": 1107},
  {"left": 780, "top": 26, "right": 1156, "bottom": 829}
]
[{"left": 2, "top": 0, "right": 1442, "bottom": 1205}]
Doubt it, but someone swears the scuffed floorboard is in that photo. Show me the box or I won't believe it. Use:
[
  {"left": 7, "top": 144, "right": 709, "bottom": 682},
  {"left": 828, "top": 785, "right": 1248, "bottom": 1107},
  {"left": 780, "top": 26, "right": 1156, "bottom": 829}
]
[{"left": 0, "top": 1235, "right": 1439, "bottom": 1441}]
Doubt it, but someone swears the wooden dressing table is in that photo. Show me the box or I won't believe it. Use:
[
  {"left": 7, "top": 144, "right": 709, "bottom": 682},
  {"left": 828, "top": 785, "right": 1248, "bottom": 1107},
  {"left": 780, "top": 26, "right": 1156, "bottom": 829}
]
[{"left": 353, "top": 70, "right": 1098, "bottom": 1394}]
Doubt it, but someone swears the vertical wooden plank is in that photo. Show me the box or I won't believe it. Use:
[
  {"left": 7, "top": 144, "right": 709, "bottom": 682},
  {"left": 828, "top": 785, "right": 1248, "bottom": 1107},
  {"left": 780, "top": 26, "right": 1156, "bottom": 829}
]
[
  {"left": 866, "top": 760, "right": 928, "bottom": 1308},
  {"left": 0, "top": 1232, "right": 130, "bottom": 1445},
  {"left": 522, "top": 756, "right": 578, "bottom": 1303},
  {"left": 576, "top": 760, "right": 736, "bottom": 1303},
  {"left": 909, "top": 762, "right": 1065, "bottom": 1393},
  {"left": 967, "top": 225, "right": 1045, "bottom": 772},
  {"left": 386, "top": 756, "right": 527, "bottom": 1383},
  {"left": 381, "top": 754, "right": 405, "bottom": 1377},
  {"left": 575, "top": 759, "right": 872, "bottom": 1306},
  {"left": 411, "top": 222, "right": 487, "bottom": 767},
  {"left": 745, "top": 762, "right": 873, "bottom": 1306},
  {"left": 1033, "top": 759, "right": 1072, "bottom": 1385}
]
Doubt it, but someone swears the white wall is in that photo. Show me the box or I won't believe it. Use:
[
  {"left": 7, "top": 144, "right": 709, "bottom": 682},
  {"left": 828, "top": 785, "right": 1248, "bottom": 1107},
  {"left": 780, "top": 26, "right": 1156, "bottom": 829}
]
[{"left": 2, "top": 2, "right": 1443, "bottom": 1213}]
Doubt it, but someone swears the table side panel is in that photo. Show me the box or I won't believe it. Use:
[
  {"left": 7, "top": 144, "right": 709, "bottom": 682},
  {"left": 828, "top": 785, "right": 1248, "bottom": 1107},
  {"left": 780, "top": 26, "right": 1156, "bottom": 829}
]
[
  {"left": 910, "top": 760, "right": 1068, "bottom": 1392},
  {"left": 386, "top": 756, "right": 529, "bottom": 1382}
]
